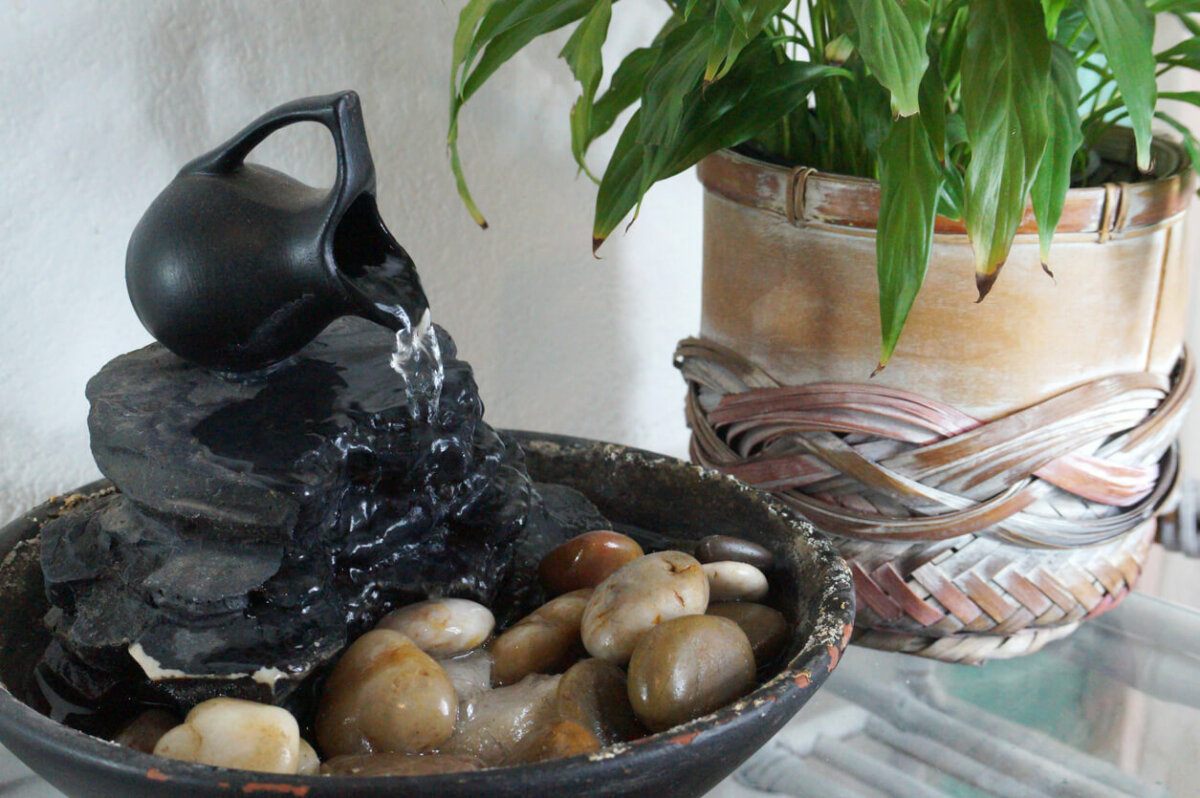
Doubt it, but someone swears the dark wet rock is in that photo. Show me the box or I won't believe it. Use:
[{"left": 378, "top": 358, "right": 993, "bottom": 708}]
[
  {"left": 38, "top": 318, "right": 532, "bottom": 708},
  {"left": 493, "top": 482, "right": 611, "bottom": 626}
]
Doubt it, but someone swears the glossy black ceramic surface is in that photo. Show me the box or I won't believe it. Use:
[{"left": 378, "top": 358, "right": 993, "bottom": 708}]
[
  {"left": 125, "top": 91, "right": 428, "bottom": 372},
  {"left": 0, "top": 432, "right": 854, "bottom": 798}
]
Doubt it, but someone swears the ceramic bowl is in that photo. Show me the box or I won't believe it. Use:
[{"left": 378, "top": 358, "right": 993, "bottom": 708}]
[{"left": 0, "top": 431, "right": 854, "bottom": 798}]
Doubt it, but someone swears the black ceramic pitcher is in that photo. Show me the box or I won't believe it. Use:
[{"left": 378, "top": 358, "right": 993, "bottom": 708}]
[{"left": 126, "top": 91, "right": 428, "bottom": 372}]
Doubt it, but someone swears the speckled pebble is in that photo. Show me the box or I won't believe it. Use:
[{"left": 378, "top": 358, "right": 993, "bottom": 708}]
[
  {"left": 626, "top": 615, "right": 755, "bottom": 732},
  {"left": 702, "top": 561, "right": 769, "bottom": 602},
  {"left": 581, "top": 551, "right": 709, "bottom": 664}
]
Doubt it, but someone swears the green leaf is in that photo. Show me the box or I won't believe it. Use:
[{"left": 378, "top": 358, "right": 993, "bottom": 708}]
[
  {"left": 594, "top": 110, "right": 649, "bottom": 251},
  {"left": 561, "top": 0, "right": 613, "bottom": 180},
  {"left": 919, "top": 54, "right": 947, "bottom": 161},
  {"left": 703, "top": 0, "right": 789, "bottom": 83},
  {"left": 1149, "top": 0, "right": 1200, "bottom": 11},
  {"left": 961, "top": 0, "right": 1051, "bottom": 299},
  {"left": 850, "top": 68, "right": 894, "bottom": 158},
  {"left": 1041, "top": 0, "right": 1070, "bottom": 36},
  {"left": 1159, "top": 90, "right": 1200, "bottom": 106},
  {"left": 875, "top": 115, "right": 944, "bottom": 369},
  {"left": 1081, "top": 0, "right": 1156, "bottom": 171},
  {"left": 945, "top": 112, "right": 967, "bottom": 154},
  {"left": 635, "top": 18, "right": 711, "bottom": 200},
  {"left": 937, "top": 163, "right": 965, "bottom": 220},
  {"left": 453, "top": 0, "right": 496, "bottom": 69},
  {"left": 1158, "top": 36, "right": 1200, "bottom": 66},
  {"left": 1155, "top": 110, "right": 1200, "bottom": 172},
  {"left": 1031, "top": 43, "right": 1083, "bottom": 270},
  {"left": 448, "top": 0, "right": 598, "bottom": 226},
  {"left": 594, "top": 38, "right": 847, "bottom": 245},
  {"left": 590, "top": 46, "right": 662, "bottom": 145},
  {"left": 843, "top": 0, "right": 933, "bottom": 116}
]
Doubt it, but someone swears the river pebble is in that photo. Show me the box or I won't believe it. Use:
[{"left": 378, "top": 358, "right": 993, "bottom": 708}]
[
  {"left": 321, "top": 752, "right": 484, "bottom": 777},
  {"left": 489, "top": 589, "right": 591, "bottom": 686},
  {"left": 441, "top": 673, "right": 562, "bottom": 766},
  {"left": 702, "top": 561, "right": 769, "bottom": 602},
  {"left": 626, "top": 615, "right": 755, "bottom": 732},
  {"left": 315, "top": 629, "right": 457, "bottom": 757},
  {"left": 707, "top": 602, "right": 788, "bottom": 665},
  {"left": 114, "top": 708, "right": 179, "bottom": 754},
  {"left": 555, "top": 658, "right": 644, "bottom": 745},
  {"left": 440, "top": 647, "right": 494, "bottom": 700},
  {"left": 538, "top": 530, "right": 644, "bottom": 596},
  {"left": 375, "top": 598, "right": 495, "bottom": 657},
  {"left": 581, "top": 551, "right": 709, "bottom": 664},
  {"left": 518, "top": 720, "right": 602, "bottom": 764},
  {"left": 694, "top": 535, "right": 774, "bottom": 570},
  {"left": 298, "top": 739, "right": 321, "bottom": 775},
  {"left": 153, "top": 697, "right": 301, "bottom": 775}
]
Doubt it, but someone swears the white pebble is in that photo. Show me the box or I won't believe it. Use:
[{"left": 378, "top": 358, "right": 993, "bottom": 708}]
[
  {"left": 153, "top": 698, "right": 301, "bottom": 775},
  {"left": 297, "top": 739, "right": 320, "bottom": 775},
  {"left": 702, "top": 561, "right": 769, "bottom": 602},
  {"left": 376, "top": 598, "right": 495, "bottom": 657}
]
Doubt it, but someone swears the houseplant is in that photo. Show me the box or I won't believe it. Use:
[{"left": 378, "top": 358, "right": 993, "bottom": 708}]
[{"left": 447, "top": 0, "right": 1200, "bottom": 661}]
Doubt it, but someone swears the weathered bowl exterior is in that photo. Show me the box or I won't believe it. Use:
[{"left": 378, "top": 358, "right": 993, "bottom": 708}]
[{"left": 0, "top": 432, "right": 854, "bottom": 798}]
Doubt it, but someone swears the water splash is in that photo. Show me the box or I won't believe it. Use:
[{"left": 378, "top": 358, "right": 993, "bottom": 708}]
[{"left": 390, "top": 307, "right": 444, "bottom": 423}]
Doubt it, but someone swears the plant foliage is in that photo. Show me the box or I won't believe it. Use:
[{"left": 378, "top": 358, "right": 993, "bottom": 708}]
[{"left": 450, "top": 0, "right": 1199, "bottom": 367}]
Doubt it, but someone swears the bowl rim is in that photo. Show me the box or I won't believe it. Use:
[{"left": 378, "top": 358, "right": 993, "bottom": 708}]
[{"left": 0, "top": 430, "right": 855, "bottom": 793}]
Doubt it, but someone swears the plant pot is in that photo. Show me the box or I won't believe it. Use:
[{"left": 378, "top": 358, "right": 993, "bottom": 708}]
[{"left": 677, "top": 129, "right": 1194, "bottom": 663}]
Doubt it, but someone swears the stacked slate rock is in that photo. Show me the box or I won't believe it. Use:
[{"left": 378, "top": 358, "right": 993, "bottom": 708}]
[{"left": 38, "top": 318, "right": 538, "bottom": 710}]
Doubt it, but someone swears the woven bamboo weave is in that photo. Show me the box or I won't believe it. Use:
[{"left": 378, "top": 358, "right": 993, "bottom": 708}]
[{"left": 676, "top": 337, "right": 1191, "bottom": 662}]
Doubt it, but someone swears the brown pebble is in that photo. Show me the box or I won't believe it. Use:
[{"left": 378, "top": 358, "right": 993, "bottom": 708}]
[
  {"left": 627, "top": 615, "right": 755, "bottom": 732},
  {"left": 489, "top": 589, "right": 592, "bottom": 686},
  {"left": 315, "top": 629, "right": 458, "bottom": 757},
  {"left": 113, "top": 709, "right": 180, "bottom": 754},
  {"left": 707, "top": 602, "right": 788, "bottom": 665},
  {"left": 320, "top": 752, "right": 483, "bottom": 777},
  {"left": 556, "top": 658, "right": 644, "bottom": 745},
  {"left": 440, "top": 673, "right": 562, "bottom": 766},
  {"left": 694, "top": 535, "right": 774, "bottom": 570},
  {"left": 539, "top": 530, "right": 644, "bottom": 596},
  {"left": 519, "top": 720, "right": 602, "bottom": 764}
]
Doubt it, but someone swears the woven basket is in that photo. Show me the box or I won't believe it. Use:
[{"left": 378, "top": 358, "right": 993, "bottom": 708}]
[
  {"left": 677, "top": 336, "right": 1190, "bottom": 663},
  {"left": 679, "top": 130, "right": 1194, "bottom": 663}
]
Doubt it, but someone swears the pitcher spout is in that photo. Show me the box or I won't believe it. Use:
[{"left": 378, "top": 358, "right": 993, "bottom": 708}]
[{"left": 332, "top": 193, "right": 430, "bottom": 333}]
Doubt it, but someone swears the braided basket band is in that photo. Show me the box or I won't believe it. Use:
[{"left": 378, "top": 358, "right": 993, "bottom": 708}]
[
  {"left": 675, "top": 339, "right": 1187, "bottom": 660},
  {"left": 676, "top": 338, "right": 1193, "bottom": 549},
  {"left": 853, "top": 623, "right": 1082, "bottom": 664}
]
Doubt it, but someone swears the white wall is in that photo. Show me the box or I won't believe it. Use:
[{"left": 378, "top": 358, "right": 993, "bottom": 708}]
[
  {"left": 0, "top": 1, "right": 702, "bottom": 524},
  {"left": 1, "top": 4, "right": 1197, "bottom": 534}
]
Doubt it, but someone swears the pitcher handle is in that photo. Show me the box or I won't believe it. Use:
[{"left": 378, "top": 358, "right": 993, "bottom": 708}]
[{"left": 182, "top": 91, "right": 374, "bottom": 216}]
